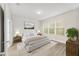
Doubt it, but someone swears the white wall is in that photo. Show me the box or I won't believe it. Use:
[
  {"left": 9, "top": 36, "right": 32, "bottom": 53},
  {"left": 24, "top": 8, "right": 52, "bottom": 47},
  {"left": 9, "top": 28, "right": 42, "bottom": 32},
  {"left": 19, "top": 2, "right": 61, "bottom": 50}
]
[
  {"left": 12, "top": 16, "right": 40, "bottom": 36},
  {"left": 39, "top": 8, "right": 79, "bottom": 44},
  {"left": 75, "top": 8, "right": 79, "bottom": 28},
  {"left": 4, "top": 4, "right": 13, "bottom": 48}
]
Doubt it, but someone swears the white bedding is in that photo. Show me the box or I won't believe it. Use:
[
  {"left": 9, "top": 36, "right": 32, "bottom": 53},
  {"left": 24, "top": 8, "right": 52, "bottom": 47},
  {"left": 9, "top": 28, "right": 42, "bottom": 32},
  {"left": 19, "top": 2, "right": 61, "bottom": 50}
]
[
  {"left": 22, "top": 30, "right": 50, "bottom": 52},
  {"left": 22, "top": 36, "right": 50, "bottom": 52}
]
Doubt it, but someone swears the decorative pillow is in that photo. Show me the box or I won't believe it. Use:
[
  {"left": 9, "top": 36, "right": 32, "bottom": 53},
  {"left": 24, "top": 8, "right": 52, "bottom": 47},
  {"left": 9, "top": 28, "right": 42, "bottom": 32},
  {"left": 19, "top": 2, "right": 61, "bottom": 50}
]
[
  {"left": 23, "top": 30, "right": 37, "bottom": 38},
  {"left": 29, "top": 30, "right": 35, "bottom": 36}
]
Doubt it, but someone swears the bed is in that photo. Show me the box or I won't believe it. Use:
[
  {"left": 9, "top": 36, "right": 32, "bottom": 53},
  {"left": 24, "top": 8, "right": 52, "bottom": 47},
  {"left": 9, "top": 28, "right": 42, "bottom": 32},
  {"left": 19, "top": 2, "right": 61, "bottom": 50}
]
[{"left": 22, "top": 30, "right": 50, "bottom": 52}]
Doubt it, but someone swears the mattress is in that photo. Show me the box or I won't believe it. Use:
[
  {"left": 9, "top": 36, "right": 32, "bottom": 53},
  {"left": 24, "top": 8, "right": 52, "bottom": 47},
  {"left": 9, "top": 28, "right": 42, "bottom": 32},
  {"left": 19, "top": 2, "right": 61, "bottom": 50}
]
[{"left": 23, "top": 36, "right": 50, "bottom": 52}]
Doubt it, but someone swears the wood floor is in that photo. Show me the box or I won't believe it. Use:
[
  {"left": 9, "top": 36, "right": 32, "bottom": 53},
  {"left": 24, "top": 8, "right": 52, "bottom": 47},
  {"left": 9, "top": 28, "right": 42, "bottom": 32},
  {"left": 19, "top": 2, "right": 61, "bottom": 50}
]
[{"left": 6, "top": 41, "right": 66, "bottom": 56}]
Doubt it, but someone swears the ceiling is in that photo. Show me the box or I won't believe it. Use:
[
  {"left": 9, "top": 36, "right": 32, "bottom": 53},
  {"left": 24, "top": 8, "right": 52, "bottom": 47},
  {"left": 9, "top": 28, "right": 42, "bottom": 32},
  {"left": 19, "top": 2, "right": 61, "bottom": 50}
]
[{"left": 8, "top": 3, "right": 79, "bottom": 20}]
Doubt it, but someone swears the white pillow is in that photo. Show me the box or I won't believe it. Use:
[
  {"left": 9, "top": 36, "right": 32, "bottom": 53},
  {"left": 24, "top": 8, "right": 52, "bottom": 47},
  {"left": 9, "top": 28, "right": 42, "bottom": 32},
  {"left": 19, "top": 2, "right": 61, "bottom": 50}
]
[{"left": 23, "top": 30, "right": 37, "bottom": 38}]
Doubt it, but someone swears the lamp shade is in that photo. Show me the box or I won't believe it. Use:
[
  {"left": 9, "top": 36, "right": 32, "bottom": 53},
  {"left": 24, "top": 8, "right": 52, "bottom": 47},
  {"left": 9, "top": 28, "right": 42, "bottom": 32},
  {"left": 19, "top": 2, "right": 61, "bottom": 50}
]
[{"left": 15, "top": 30, "right": 21, "bottom": 36}]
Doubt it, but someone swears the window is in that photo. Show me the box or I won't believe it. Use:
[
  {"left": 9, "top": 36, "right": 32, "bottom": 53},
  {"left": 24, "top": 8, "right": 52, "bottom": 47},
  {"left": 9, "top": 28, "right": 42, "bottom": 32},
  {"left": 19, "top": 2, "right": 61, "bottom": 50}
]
[
  {"left": 56, "top": 21, "right": 64, "bottom": 35},
  {"left": 42, "top": 21, "right": 65, "bottom": 35},
  {"left": 43, "top": 23, "right": 49, "bottom": 34},
  {"left": 44, "top": 28, "right": 48, "bottom": 33},
  {"left": 49, "top": 23, "right": 55, "bottom": 34},
  {"left": 56, "top": 28, "right": 64, "bottom": 35}
]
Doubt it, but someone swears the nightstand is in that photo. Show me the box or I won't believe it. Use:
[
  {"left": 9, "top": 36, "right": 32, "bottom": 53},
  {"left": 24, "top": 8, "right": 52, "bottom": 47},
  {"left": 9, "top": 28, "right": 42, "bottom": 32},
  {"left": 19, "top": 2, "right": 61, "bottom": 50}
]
[
  {"left": 66, "top": 39, "right": 79, "bottom": 56},
  {"left": 13, "top": 35, "right": 22, "bottom": 43}
]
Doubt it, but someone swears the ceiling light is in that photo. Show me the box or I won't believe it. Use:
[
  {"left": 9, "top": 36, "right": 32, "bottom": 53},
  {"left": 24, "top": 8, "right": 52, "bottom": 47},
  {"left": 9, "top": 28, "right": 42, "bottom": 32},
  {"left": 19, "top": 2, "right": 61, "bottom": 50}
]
[{"left": 36, "top": 11, "right": 41, "bottom": 14}]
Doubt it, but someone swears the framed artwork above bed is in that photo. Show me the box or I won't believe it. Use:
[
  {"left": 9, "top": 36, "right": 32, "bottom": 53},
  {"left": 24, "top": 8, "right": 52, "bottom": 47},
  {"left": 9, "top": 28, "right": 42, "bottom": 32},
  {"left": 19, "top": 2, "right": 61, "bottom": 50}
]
[{"left": 24, "top": 22, "right": 34, "bottom": 29}]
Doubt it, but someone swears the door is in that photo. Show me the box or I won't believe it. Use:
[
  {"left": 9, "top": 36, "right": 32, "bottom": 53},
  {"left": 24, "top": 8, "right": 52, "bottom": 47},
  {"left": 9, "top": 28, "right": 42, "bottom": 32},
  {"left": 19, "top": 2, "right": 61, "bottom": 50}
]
[{"left": 0, "top": 6, "right": 4, "bottom": 52}]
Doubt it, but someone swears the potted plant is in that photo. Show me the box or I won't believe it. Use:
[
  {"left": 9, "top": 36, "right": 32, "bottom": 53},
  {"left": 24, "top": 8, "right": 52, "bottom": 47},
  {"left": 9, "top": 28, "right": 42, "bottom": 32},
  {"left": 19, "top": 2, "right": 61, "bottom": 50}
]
[{"left": 66, "top": 28, "right": 78, "bottom": 41}]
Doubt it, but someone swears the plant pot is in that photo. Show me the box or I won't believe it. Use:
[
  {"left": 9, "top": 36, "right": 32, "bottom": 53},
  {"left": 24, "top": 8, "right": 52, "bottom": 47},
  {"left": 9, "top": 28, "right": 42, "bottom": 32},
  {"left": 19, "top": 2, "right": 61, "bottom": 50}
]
[
  {"left": 70, "top": 37, "right": 77, "bottom": 41},
  {"left": 74, "top": 36, "right": 77, "bottom": 41}
]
